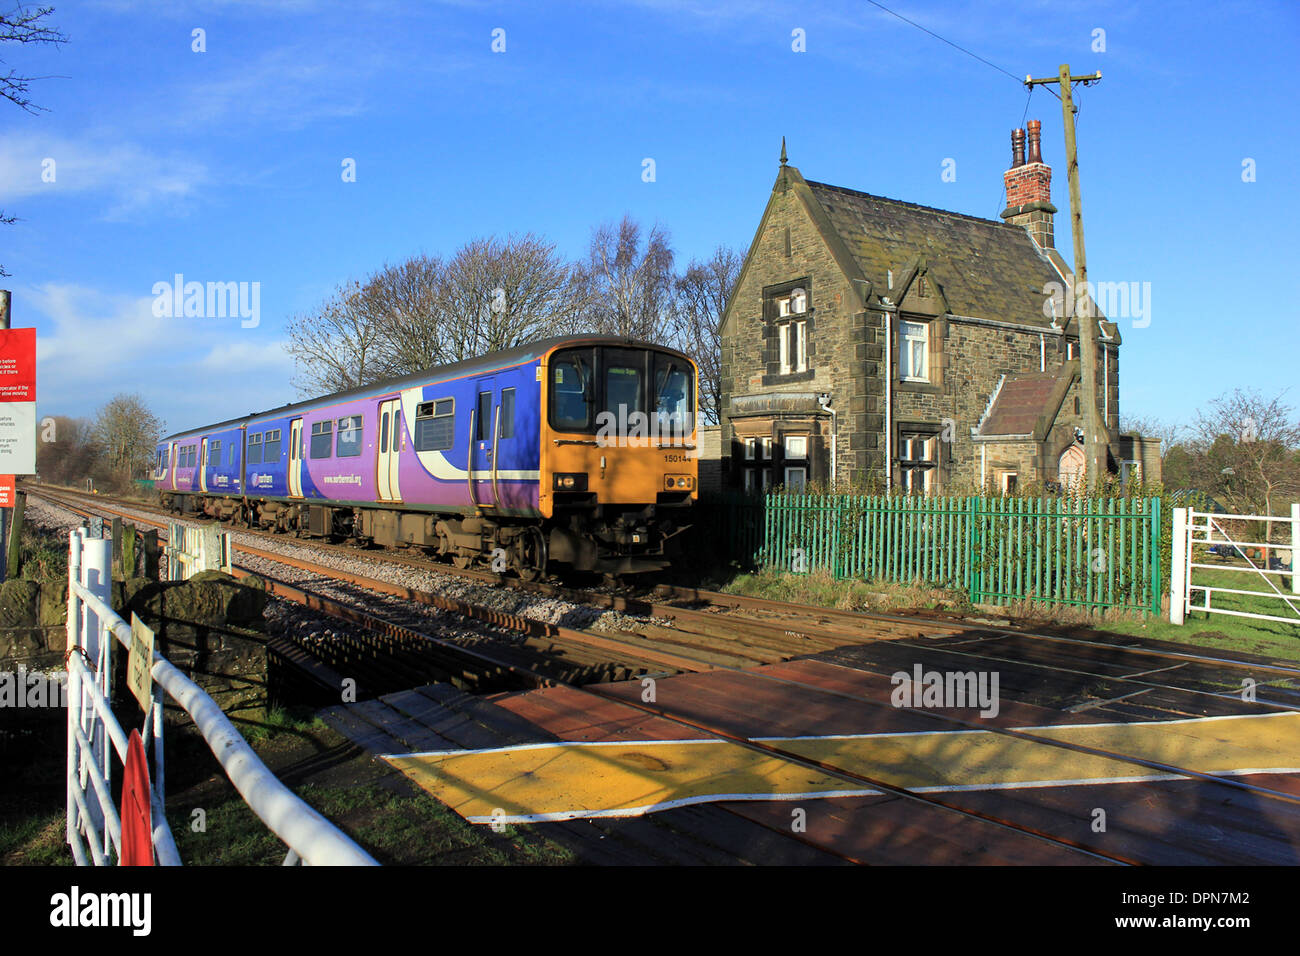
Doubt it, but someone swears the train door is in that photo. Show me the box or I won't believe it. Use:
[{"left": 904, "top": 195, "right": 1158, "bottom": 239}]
[
  {"left": 377, "top": 399, "right": 402, "bottom": 502},
  {"left": 169, "top": 443, "right": 177, "bottom": 488},
  {"left": 469, "top": 377, "right": 498, "bottom": 508},
  {"left": 288, "top": 419, "right": 304, "bottom": 498},
  {"left": 199, "top": 439, "right": 208, "bottom": 492}
]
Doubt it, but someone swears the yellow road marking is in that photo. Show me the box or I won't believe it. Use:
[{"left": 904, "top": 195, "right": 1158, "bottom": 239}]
[{"left": 383, "top": 713, "right": 1300, "bottom": 823}]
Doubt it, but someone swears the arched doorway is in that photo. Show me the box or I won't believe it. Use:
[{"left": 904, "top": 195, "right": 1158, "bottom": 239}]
[{"left": 1058, "top": 444, "right": 1085, "bottom": 491}]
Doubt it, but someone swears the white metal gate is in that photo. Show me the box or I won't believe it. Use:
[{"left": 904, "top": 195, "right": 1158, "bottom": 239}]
[{"left": 1170, "top": 504, "right": 1300, "bottom": 626}]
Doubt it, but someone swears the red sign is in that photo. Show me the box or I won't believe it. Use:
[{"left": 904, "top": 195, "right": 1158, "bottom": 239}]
[
  {"left": 0, "top": 476, "right": 13, "bottom": 507},
  {"left": 0, "top": 328, "right": 35, "bottom": 402},
  {"left": 119, "top": 729, "right": 155, "bottom": 866}
]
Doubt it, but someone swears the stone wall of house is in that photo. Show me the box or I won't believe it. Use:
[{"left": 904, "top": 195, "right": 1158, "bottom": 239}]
[
  {"left": 720, "top": 176, "right": 885, "bottom": 486},
  {"left": 722, "top": 181, "right": 1123, "bottom": 492}
]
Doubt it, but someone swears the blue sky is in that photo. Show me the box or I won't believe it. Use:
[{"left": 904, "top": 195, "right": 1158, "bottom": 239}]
[{"left": 2, "top": 0, "right": 1297, "bottom": 436}]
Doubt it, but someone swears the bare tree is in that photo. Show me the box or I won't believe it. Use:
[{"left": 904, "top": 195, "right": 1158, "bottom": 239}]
[
  {"left": 289, "top": 236, "right": 584, "bottom": 389},
  {"left": 1187, "top": 388, "right": 1300, "bottom": 543},
  {"left": 284, "top": 281, "right": 388, "bottom": 396},
  {"left": 435, "top": 233, "right": 579, "bottom": 362},
  {"left": 578, "top": 215, "right": 675, "bottom": 341},
  {"left": 672, "top": 246, "right": 740, "bottom": 426},
  {"left": 1, "top": 4, "right": 69, "bottom": 276},
  {"left": 93, "top": 394, "right": 164, "bottom": 488},
  {"left": 34, "top": 414, "right": 95, "bottom": 485},
  {"left": 355, "top": 255, "right": 446, "bottom": 374}
]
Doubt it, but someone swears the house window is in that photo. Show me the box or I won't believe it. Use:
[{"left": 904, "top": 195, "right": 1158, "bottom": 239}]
[
  {"left": 776, "top": 287, "right": 807, "bottom": 317},
  {"left": 784, "top": 467, "right": 807, "bottom": 491},
  {"left": 779, "top": 320, "right": 808, "bottom": 374},
  {"left": 745, "top": 467, "right": 771, "bottom": 493},
  {"left": 899, "top": 431, "right": 938, "bottom": 494},
  {"left": 900, "top": 321, "right": 928, "bottom": 382},
  {"left": 1000, "top": 472, "right": 1018, "bottom": 495},
  {"left": 743, "top": 437, "right": 756, "bottom": 460},
  {"left": 784, "top": 435, "right": 807, "bottom": 459},
  {"left": 759, "top": 436, "right": 772, "bottom": 460}
]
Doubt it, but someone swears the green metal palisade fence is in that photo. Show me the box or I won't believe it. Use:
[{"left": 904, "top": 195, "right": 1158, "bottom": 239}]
[{"left": 708, "top": 492, "right": 1162, "bottom": 615}]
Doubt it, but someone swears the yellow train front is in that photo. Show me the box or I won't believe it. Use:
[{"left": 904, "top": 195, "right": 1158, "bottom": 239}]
[{"left": 538, "top": 339, "right": 698, "bottom": 575}]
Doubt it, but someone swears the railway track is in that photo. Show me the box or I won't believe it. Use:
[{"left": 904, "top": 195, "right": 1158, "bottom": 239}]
[
  {"left": 27, "top": 483, "right": 1300, "bottom": 705},
  {"left": 27, "top": 486, "right": 1300, "bottom": 868},
  {"left": 27, "top": 483, "right": 1300, "bottom": 865}
]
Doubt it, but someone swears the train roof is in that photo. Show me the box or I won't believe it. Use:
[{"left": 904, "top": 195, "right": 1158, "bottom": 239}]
[{"left": 160, "top": 334, "right": 692, "bottom": 442}]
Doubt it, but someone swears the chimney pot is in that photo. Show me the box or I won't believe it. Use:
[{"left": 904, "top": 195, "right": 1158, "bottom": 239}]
[
  {"left": 1026, "top": 119, "right": 1043, "bottom": 164},
  {"left": 1010, "top": 128, "right": 1026, "bottom": 168}
]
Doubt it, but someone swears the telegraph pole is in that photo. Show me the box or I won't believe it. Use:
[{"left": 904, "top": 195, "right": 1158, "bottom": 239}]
[{"left": 1025, "top": 64, "right": 1105, "bottom": 489}]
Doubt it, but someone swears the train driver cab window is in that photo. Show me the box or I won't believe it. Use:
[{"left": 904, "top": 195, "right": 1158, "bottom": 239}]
[
  {"left": 606, "top": 364, "right": 643, "bottom": 419},
  {"left": 247, "top": 433, "right": 262, "bottom": 465},
  {"left": 414, "top": 399, "right": 454, "bottom": 451},
  {"left": 551, "top": 353, "right": 592, "bottom": 432},
  {"left": 336, "top": 416, "right": 363, "bottom": 457},
  {"left": 653, "top": 353, "right": 693, "bottom": 436},
  {"left": 310, "top": 421, "right": 333, "bottom": 459}
]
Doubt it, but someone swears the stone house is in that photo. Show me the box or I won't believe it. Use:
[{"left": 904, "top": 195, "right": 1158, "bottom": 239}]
[{"left": 718, "top": 123, "right": 1159, "bottom": 494}]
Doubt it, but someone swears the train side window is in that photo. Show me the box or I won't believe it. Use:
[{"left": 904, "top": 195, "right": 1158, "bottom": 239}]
[
  {"left": 337, "top": 415, "right": 363, "bottom": 457},
  {"left": 247, "top": 433, "right": 263, "bottom": 465},
  {"left": 310, "top": 420, "right": 333, "bottom": 459},
  {"left": 476, "top": 392, "right": 492, "bottom": 441},
  {"left": 229, "top": 444, "right": 238, "bottom": 467},
  {"left": 380, "top": 412, "right": 390, "bottom": 454},
  {"left": 500, "top": 388, "right": 515, "bottom": 440},
  {"left": 414, "top": 399, "right": 454, "bottom": 452},
  {"left": 210, "top": 440, "right": 221, "bottom": 466},
  {"left": 264, "top": 428, "right": 282, "bottom": 461}
]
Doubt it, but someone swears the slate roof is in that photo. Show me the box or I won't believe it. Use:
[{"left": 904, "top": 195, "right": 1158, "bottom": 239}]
[
  {"left": 803, "top": 178, "right": 1066, "bottom": 328},
  {"left": 976, "top": 365, "right": 1076, "bottom": 440}
]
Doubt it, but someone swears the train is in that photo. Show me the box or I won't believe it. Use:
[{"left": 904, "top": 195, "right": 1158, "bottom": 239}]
[{"left": 153, "top": 335, "right": 699, "bottom": 576}]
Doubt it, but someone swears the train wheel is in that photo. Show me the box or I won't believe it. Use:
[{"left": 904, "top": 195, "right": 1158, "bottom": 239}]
[{"left": 516, "top": 527, "right": 548, "bottom": 582}]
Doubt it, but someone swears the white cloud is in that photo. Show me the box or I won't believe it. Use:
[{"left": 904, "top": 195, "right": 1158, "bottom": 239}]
[
  {"left": 0, "top": 134, "right": 209, "bottom": 218},
  {"left": 27, "top": 282, "right": 294, "bottom": 428}
]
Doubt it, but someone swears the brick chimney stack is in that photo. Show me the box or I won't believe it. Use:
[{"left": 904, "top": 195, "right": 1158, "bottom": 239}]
[{"left": 1001, "top": 119, "right": 1056, "bottom": 249}]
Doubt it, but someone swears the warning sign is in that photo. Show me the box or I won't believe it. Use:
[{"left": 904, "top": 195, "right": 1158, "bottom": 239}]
[
  {"left": 127, "top": 614, "right": 156, "bottom": 713},
  {"left": 0, "top": 329, "right": 35, "bottom": 475},
  {"left": 0, "top": 329, "right": 35, "bottom": 401}
]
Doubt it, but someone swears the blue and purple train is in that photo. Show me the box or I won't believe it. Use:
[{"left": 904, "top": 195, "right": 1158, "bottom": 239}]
[{"left": 154, "top": 335, "right": 699, "bottom": 575}]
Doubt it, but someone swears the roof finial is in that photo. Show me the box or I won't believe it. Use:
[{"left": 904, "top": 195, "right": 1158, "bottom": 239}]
[{"left": 780, "top": 136, "right": 788, "bottom": 167}]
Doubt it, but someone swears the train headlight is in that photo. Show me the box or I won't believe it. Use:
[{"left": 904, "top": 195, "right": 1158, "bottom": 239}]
[
  {"left": 553, "top": 473, "right": 588, "bottom": 491},
  {"left": 665, "top": 474, "right": 694, "bottom": 490}
]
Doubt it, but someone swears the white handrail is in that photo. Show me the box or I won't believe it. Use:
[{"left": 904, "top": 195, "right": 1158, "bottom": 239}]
[{"left": 67, "top": 530, "right": 378, "bottom": 866}]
